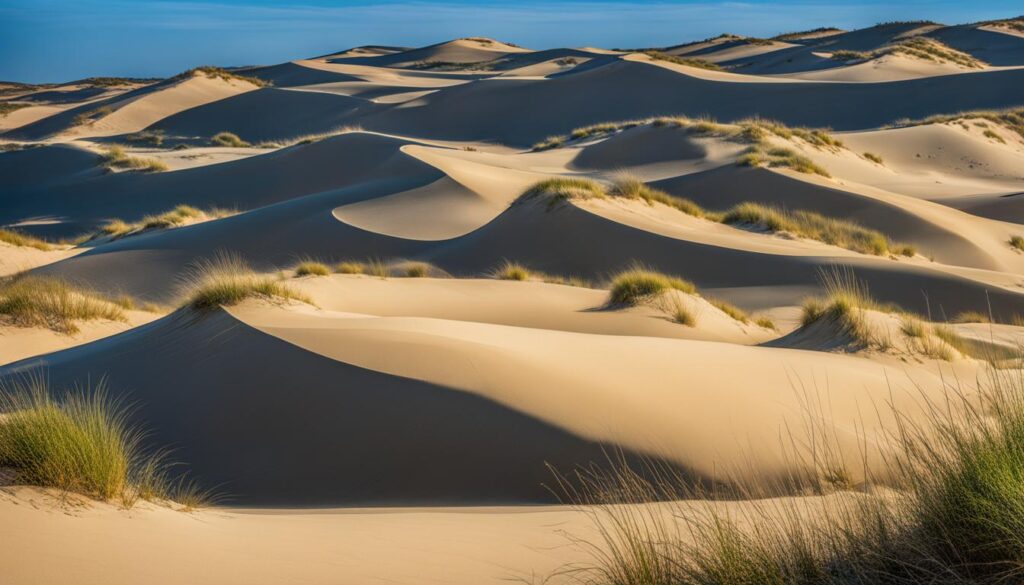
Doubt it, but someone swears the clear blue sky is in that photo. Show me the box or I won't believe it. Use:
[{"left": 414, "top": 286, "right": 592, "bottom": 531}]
[{"left": 1, "top": 0, "right": 1020, "bottom": 83}]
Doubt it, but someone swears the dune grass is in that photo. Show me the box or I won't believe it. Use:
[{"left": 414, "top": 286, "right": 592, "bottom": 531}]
[
  {"left": 708, "top": 298, "right": 749, "bottom": 323},
  {"left": 951, "top": 310, "right": 991, "bottom": 324},
  {"left": 0, "top": 275, "right": 126, "bottom": 334},
  {"left": 180, "top": 253, "right": 310, "bottom": 310},
  {"left": 523, "top": 177, "right": 919, "bottom": 258},
  {"left": 830, "top": 49, "right": 870, "bottom": 62},
  {"left": 755, "top": 316, "right": 777, "bottom": 330},
  {"left": 641, "top": 50, "right": 723, "bottom": 71},
  {"left": 0, "top": 102, "right": 30, "bottom": 117},
  {"left": 333, "top": 259, "right": 389, "bottom": 278},
  {"left": 0, "top": 228, "right": 55, "bottom": 251},
  {"left": 1011, "top": 236, "right": 1024, "bottom": 251},
  {"left": 491, "top": 260, "right": 532, "bottom": 281},
  {"left": 738, "top": 145, "right": 831, "bottom": 177},
  {"left": 608, "top": 267, "right": 696, "bottom": 306},
  {"left": 99, "top": 204, "right": 230, "bottom": 239},
  {"left": 293, "top": 260, "right": 330, "bottom": 277},
  {"left": 99, "top": 145, "right": 168, "bottom": 173},
  {"left": 608, "top": 176, "right": 706, "bottom": 218},
  {"left": 176, "top": 65, "right": 269, "bottom": 88},
  {"left": 862, "top": 151, "right": 884, "bottom": 164},
  {"left": 564, "top": 362, "right": 1024, "bottom": 585},
  {"left": 888, "top": 36, "right": 985, "bottom": 68},
  {"left": 519, "top": 177, "right": 606, "bottom": 207},
  {"left": 722, "top": 202, "right": 914, "bottom": 257},
  {"left": 210, "top": 131, "right": 250, "bottom": 148},
  {"left": 125, "top": 129, "right": 165, "bottom": 147},
  {"left": 891, "top": 107, "right": 1024, "bottom": 141},
  {"left": 983, "top": 129, "right": 1006, "bottom": 143},
  {"left": 0, "top": 376, "right": 207, "bottom": 507},
  {"left": 404, "top": 263, "right": 429, "bottom": 278}
]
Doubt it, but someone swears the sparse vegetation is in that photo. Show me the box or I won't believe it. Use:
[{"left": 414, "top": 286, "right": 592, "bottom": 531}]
[
  {"left": 175, "top": 66, "right": 270, "bottom": 87},
  {"left": 951, "top": 310, "right": 990, "bottom": 324},
  {"left": 72, "top": 105, "right": 113, "bottom": 126},
  {"left": 180, "top": 253, "right": 310, "bottom": 310},
  {"left": 891, "top": 107, "right": 1024, "bottom": 141},
  {"left": 565, "top": 360, "right": 1024, "bottom": 585},
  {"left": 125, "top": 129, "right": 165, "bottom": 146},
  {"left": 983, "top": 128, "right": 1006, "bottom": 143},
  {"left": 722, "top": 202, "right": 913, "bottom": 257},
  {"left": 293, "top": 261, "right": 330, "bottom": 277},
  {"left": 518, "top": 177, "right": 606, "bottom": 207},
  {"left": 608, "top": 176, "right": 706, "bottom": 218},
  {"left": 99, "top": 145, "right": 168, "bottom": 173},
  {"left": 490, "top": 260, "right": 532, "bottom": 281},
  {"left": 709, "top": 298, "right": 749, "bottom": 323},
  {"left": 772, "top": 27, "right": 843, "bottom": 41},
  {"left": 755, "top": 316, "right": 777, "bottom": 330},
  {"left": 210, "top": 131, "right": 250, "bottom": 148},
  {"left": 0, "top": 102, "right": 30, "bottom": 117},
  {"left": 0, "top": 275, "right": 126, "bottom": 334},
  {"left": 641, "top": 50, "right": 723, "bottom": 71},
  {"left": 0, "top": 228, "right": 55, "bottom": 251},
  {"left": 333, "top": 259, "right": 389, "bottom": 278},
  {"left": 1011, "top": 235, "right": 1024, "bottom": 251},
  {"left": 0, "top": 376, "right": 205, "bottom": 507},
  {"left": 608, "top": 267, "right": 696, "bottom": 306},
  {"left": 98, "top": 205, "right": 230, "bottom": 239},
  {"left": 738, "top": 145, "right": 831, "bottom": 177},
  {"left": 863, "top": 151, "right": 884, "bottom": 164},
  {"left": 830, "top": 49, "right": 870, "bottom": 62},
  {"left": 404, "top": 263, "right": 429, "bottom": 278}
]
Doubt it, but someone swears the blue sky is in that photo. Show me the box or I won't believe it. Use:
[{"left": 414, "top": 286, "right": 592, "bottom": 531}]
[{"left": 1, "top": 0, "right": 1020, "bottom": 83}]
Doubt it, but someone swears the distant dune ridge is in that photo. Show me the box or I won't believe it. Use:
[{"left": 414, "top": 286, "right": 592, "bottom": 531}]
[{"left": 2, "top": 16, "right": 1024, "bottom": 585}]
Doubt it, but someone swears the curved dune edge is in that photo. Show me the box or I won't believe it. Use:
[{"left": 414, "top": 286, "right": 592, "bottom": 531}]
[{"left": 229, "top": 300, "right": 981, "bottom": 488}]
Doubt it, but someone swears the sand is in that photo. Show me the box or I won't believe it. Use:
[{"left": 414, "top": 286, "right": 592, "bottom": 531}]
[{"left": 2, "top": 16, "right": 1024, "bottom": 584}]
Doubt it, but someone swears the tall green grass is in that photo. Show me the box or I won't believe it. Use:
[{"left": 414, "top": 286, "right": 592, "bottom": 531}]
[
  {"left": 179, "top": 252, "right": 310, "bottom": 310},
  {"left": 563, "top": 364, "right": 1024, "bottom": 585},
  {"left": 0, "top": 376, "right": 207, "bottom": 508},
  {"left": 0, "top": 275, "right": 126, "bottom": 334}
]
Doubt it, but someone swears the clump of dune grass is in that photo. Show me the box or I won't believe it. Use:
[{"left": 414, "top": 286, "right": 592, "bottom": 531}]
[
  {"left": 609, "top": 176, "right": 706, "bottom": 218},
  {"left": 180, "top": 253, "right": 310, "bottom": 310},
  {"left": 983, "top": 128, "right": 1006, "bottom": 143},
  {"left": 1011, "top": 236, "right": 1024, "bottom": 251},
  {"left": 0, "top": 376, "right": 208, "bottom": 507},
  {"left": 125, "top": 129, "right": 165, "bottom": 147},
  {"left": 491, "top": 260, "right": 532, "bottom": 281},
  {"left": 891, "top": 107, "right": 1024, "bottom": 141},
  {"left": 332, "top": 259, "right": 389, "bottom": 278},
  {"left": 519, "top": 177, "right": 606, "bottom": 208},
  {"left": 799, "top": 269, "right": 893, "bottom": 349},
  {"left": 657, "top": 292, "right": 696, "bottom": 326},
  {"left": 175, "top": 65, "right": 269, "bottom": 87},
  {"left": 863, "top": 151, "right": 884, "bottom": 164},
  {"left": 755, "top": 315, "right": 777, "bottom": 330},
  {"left": 488, "top": 260, "right": 589, "bottom": 287},
  {"left": 563, "top": 356, "right": 1024, "bottom": 585},
  {"left": 608, "top": 267, "right": 696, "bottom": 306},
  {"left": 404, "top": 263, "right": 429, "bottom": 278},
  {"left": 709, "top": 298, "right": 749, "bottom": 323},
  {"left": 887, "top": 36, "right": 985, "bottom": 68},
  {"left": 739, "top": 145, "right": 831, "bottom": 177},
  {"left": 0, "top": 275, "right": 126, "bottom": 334},
  {"left": 99, "top": 145, "right": 168, "bottom": 173},
  {"left": 722, "top": 202, "right": 912, "bottom": 256},
  {"left": 0, "top": 228, "right": 54, "bottom": 251},
  {"left": 210, "top": 131, "right": 250, "bottom": 148},
  {"left": 531, "top": 135, "right": 565, "bottom": 151},
  {"left": 98, "top": 204, "right": 229, "bottom": 239},
  {"left": 951, "top": 310, "right": 991, "bottom": 324},
  {"left": 641, "top": 50, "right": 724, "bottom": 71},
  {"left": 293, "top": 260, "right": 330, "bottom": 277},
  {"left": 831, "top": 49, "right": 870, "bottom": 61}
]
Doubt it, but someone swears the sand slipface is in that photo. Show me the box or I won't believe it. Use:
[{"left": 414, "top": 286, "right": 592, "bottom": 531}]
[{"left": 2, "top": 15, "right": 1024, "bottom": 584}]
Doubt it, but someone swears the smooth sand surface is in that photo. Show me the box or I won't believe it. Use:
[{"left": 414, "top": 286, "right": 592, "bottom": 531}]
[{"left": 2, "top": 20, "right": 1024, "bottom": 583}]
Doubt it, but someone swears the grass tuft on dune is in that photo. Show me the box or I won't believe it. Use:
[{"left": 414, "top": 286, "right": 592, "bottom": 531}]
[
  {"left": 100, "top": 205, "right": 233, "bottom": 239},
  {"left": 608, "top": 267, "right": 696, "bottom": 306},
  {"left": 519, "top": 177, "right": 606, "bottom": 207},
  {"left": 210, "top": 131, "right": 250, "bottom": 148},
  {"left": 293, "top": 260, "right": 331, "bottom": 277},
  {"left": 566, "top": 362, "right": 1024, "bottom": 585},
  {"left": 0, "top": 376, "right": 207, "bottom": 508},
  {"left": 641, "top": 50, "right": 723, "bottom": 71},
  {"left": 99, "top": 145, "right": 168, "bottom": 173},
  {"left": 0, "top": 275, "right": 126, "bottom": 334},
  {"left": 180, "top": 252, "right": 310, "bottom": 310},
  {"left": 0, "top": 228, "right": 55, "bottom": 251}
]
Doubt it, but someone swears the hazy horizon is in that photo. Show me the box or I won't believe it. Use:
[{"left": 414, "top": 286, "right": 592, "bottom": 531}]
[{"left": 1, "top": 0, "right": 1021, "bottom": 83}]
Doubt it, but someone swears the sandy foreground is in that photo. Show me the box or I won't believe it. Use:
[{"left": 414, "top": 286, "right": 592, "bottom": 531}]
[{"left": 2, "top": 19, "right": 1024, "bottom": 584}]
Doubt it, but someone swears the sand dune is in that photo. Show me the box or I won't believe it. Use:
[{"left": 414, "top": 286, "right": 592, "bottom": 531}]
[{"left": 3, "top": 19, "right": 1024, "bottom": 584}]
